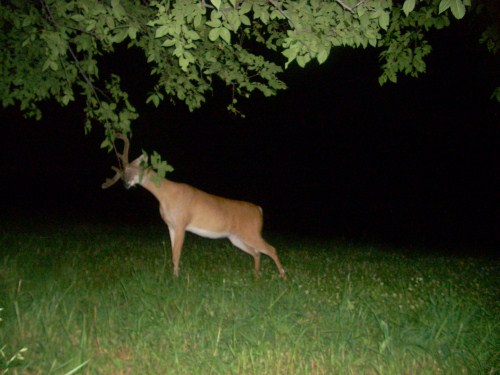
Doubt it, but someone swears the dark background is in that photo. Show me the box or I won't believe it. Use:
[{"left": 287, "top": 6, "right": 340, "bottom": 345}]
[{"left": 1, "top": 21, "right": 498, "bottom": 253}]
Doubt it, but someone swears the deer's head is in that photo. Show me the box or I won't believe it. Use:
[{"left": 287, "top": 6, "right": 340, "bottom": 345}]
[
  {"left": 122, "top": 154, "right": 148, "bottom": 189},
  {"left": 102, "top": 133, "right": 150, "bottom": 190}
]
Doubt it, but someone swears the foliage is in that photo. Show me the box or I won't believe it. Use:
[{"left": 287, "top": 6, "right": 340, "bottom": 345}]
[{"left": 0, "top": 0, "right": 495, "bottom": 175}]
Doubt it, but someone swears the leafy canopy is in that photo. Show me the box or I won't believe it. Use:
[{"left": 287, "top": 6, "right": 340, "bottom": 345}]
[{"left": 0, "top": 0, "right": 496, "bottom": 171}]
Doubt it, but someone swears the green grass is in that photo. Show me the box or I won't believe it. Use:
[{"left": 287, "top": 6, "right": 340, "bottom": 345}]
[{"left": 0, "top": 220, "right": 498, "bottom": 374}]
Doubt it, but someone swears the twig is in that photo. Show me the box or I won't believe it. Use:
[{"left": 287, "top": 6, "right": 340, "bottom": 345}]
[
  {"left": 268, "top": 0, "right": 296, "bottom": 28},
  {"left": 39, "top": 0, "right": 104, "bottom": 104},
  {"left": 335, "top": 0, "right": 365, "bottom": 13}
]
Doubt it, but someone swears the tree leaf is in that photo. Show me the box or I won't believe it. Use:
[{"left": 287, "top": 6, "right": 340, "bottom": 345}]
[
  {"left": 219, "top": 27, "right": 231, "bottom": 44},
  {"left": 317, "top": 48, "right": 329, "bottom": 64},
  {"left": 155, "top": 25, "right": 170, "bottom": 38},
  {"left": 147, "top": 93, "right": 161, "bottom": 107},
  {"left": 239, "top": 2, "right": 252, "bottom": 15},
  {"left": 208, "top": 28, "right": 219, "bottom": 42},
  {"left": 162, "top": 39, "right": 176, "bottom": 47},
  {"left": 240, "top": 15, "right": 251, "bottom": 26},
  {"left": 112, "top": 29, "right": 128, "bottom": 43},
  {"left": 379, "top": 12, "right": 390, "bottom": 31},
  {"left": 211, "top": 0, "right": 221, "bottom": 11},
  {"left": 193, "top": 14, "right": 202, "bottom": 28},
  {"left": 450, "top": 0, "right": 465, "bottom": 19},
  {"left": 296, "top": 54, "right": 311, "bottom": 68},
  {"left": 100, "top": 138, "right": 112, "bottom": 150},
  {"left": 438, "top": 0, "right": 451, "bottom": 14},
  {"left": 111, "top": 0, "right": 127, "bottom": 20},
  {"left": 402, "top": 0, "right": 416, "bottom": 16},
  {"left": 205, "top": 19, "right": 221, "bottom": 28},
  {"left": 1, "top": 0, "right": 492, "bottom": 175},
  {"left": 128, "top": 26, "right": 138, "bottom": 40}
]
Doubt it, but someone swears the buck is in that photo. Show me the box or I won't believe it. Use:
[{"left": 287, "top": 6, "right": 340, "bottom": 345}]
[{"left": 102, "top": 134, "right": 286, "bottom": 279}]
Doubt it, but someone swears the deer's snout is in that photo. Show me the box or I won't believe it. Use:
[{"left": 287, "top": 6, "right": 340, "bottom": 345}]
[{"left": 123, "top": 180, "right": 132, "bottom": 190}]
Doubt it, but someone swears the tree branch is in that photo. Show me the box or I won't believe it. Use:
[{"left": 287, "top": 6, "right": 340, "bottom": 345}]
[
  {"left": 268, "top": 0, "right": 296, "bottom": 28},
  {"left": 39, "top": 0, "right": 108, "bottom": 106},
  {"left": 335, "top": 0, "right": 365, "bottom": 13}
]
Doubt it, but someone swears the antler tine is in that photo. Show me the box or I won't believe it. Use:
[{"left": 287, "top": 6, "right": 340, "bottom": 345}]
[
  {"left": 102, "top": 134, "right": 130, "bottom": 189},
  {"left": 101, "top": 166, "right": 122, "bottom": 189},
  {"left": 115, "top": 133, "right": 130, "bottom": 167}
]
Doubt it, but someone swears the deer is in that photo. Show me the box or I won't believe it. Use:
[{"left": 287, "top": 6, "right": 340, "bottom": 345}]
[{"left": 102, "top": 133, "right": 286, "bottom": 279}]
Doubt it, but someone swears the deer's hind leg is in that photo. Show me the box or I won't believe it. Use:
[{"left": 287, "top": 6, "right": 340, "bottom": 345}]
[
  {"left": 229, "top": 235, "right": 262, "bottom": 276},
  {"left": 230, "top": 235, "right": 286, "bottom": 279},
  {"left": 243, "top": 236, "right": 286, "bottom": 279}
]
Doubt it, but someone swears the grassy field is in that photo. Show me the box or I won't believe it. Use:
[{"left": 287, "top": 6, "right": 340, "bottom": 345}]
[{"left": 0, "top": 220, "right": 498, "bottom": 374}]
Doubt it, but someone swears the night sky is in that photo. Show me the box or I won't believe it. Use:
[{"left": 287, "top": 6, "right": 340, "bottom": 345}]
[{"left": 1, "top": 21, "right": 498, "bottom": 252}]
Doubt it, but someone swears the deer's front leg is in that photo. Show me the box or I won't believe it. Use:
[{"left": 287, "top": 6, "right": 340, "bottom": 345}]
[
  {"left": 169, "top": 226, "right": 186, "bottom": 277},
  {"left": 161, "top": 206, "right": 182, "bottom": 277}
]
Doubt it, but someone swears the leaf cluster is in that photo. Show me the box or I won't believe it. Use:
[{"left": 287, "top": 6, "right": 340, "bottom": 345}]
[{"left": 0, "top": 0, "right": 495, "bottom": 180}]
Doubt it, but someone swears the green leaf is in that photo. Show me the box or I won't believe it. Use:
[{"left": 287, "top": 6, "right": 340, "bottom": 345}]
[
  {"left": 438, "top": 0, "right": 451, "bottom": 14},
  {"left": 155, "top": 25, "right": 170, "bottom": 38},
  {"left": 147, "top": 93, "right": 162, "bottom": 107},
  {"left": 149, "top": 151, "right": 174, "bottom": 181},
  {"left": 239, "top": 2, "right": 252, "bottom": 14},
  {"left": 359, "top": 13, "right": 370, "bottom": 29},
  {"left": 61, "top": 91, "right": 74, "bottom": 106},
  {"left": 128, "top": 26, "right": 138, "bottom": 40},
  {"left": 42, "top": 59, "right": 58, "bottom": 72},
  {"left": 162, "top": 39, "right": 176, "bottom": 47},
  {"left": 179, "top": 57, "right": 189, "bottom": 71},
  {"left": 206, "top": 19, "right": 222, "bottom": 28},
  {"left": 211, "top": 0, "right": 221, "bottom": 11},
  {"left": 112, "top": 29, "right": 128, "bottom": 43},
  {"left": 185, "top": 29, "right": 200, "bottom": 41},
  {"left": 317, "top": 48, "right": 329, "bottom": 65},
  {"left": 193, "top": 14, "right": 202, "bottom": 28},
  {"left": 111, "top": 0, "right": 127, "bottom": 20},
  {"left": 402, "top": 0, "right": 416, "bottom": 16},
  {"left": 21, "top": 15, "right": 32, "bottom": 27},
  {"left": 379, "top": 12, "right": 390, "bottom": 31},
  {"left": 296, "top": 54, "right": 311, "bottom": 68},
  {"left": 283, "top": 41, "right": 301, "bottom": 68},
  {"left": 208, "top": 28, "right": 219, "bottom": 42},
  {"left": 219, "top": 27, "right": 231, "bottom": 44},
  {"left": 100, "top": 138, "right": 112, "bottom": 150},
  {"left": 226, "top": 10, "right": 241, "bottom": 31},
  {"left": 240, "top": 14, "right": 251, "bottom": 26},
  {"left": 450, "top": 0, "right": 466, "bottom": 19}
]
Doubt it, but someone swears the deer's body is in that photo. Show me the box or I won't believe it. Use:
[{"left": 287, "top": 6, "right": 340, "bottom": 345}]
[{"left": 103, "top": 137, "right": 286, "bottom": 279}]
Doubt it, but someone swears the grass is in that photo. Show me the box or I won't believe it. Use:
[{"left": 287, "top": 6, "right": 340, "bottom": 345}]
[{"left": 0, "top": 220, "right": 498, "bottom": 374}]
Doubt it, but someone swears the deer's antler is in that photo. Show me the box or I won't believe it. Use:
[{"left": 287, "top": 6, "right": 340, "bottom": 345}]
[
  {"left": 115, "top": 133, "right": 130, "bottom": 167},
  {"left": 101, "top": 133, "right": 130, "bottom": 189}
]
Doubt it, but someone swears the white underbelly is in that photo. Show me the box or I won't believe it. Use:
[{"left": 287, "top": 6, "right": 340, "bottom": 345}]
[{"left": 186, "top": 225, "right": 229, "bottom": 239}]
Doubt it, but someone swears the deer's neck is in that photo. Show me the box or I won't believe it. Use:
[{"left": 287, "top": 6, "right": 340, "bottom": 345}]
[{"left": 139, "top": 169, "right": 171, "bottom": 201}]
